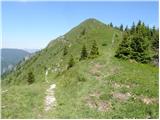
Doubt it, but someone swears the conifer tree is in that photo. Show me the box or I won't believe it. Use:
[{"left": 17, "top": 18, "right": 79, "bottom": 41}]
[
  {"left": 27, "top": 71, "right": 35, "bottom": 84},
  {"left": 125, "top": 25, "right": 128, "bottom": 32},
  {"left": 120, "top": 24, "right": 123, "bottom": 31},
  {"left": 63, "top": 46, "right": 68, "bottom": 56},
  {"left": 67, "top": 55, "right": 75, "bottom": 69},
  {"left": 80, "top": 44, "right": 88, "bottom": 60},
  {"left": 90, "top": 40, "right": 99, "bottom": 57},
  {"left": 115, "top": 21, "right": 152, "bottom": 63},
  {"left": 130, "top": 22, "right": 136, "bottom": 34},
  {"left": 115, "top": 33, "right": 131, "bottom": 59},
  {"left": 109, "top": 22, "right": 113, "bottom": 27}
]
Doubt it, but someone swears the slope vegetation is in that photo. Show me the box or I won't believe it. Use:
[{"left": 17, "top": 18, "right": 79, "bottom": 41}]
[{"left": 1, "top": 19, "right": 158, "bottom": 119}]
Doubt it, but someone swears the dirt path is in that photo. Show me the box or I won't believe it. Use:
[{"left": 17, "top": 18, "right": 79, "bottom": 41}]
[
  {"left": 44, "top": 84, "right": 56, "bottom": 111},
  {"left": 45, "top": 70, "right": 49, "bottom": 83},
  {"left": 112, "top": 33, "right": 115, "bottom": 45}
]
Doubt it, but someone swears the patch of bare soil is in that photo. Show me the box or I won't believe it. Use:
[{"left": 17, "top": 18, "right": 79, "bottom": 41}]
[
  {"left": 112, "top": 82, "right": 138, "bottom": 89},
  {"left": 137, "top": 96, "right": 159, "bottom": 105},
  {"left": 97, "top": 100, "right": 112, "bottom": 112},
  {"left": 112, "top": 92, "right": 131, "bottom": 102},
  {"left": 89, "top": 91, "right": 101, "bottom": 98},
  {"left": 85, "top": 96, "right": 112, "bottom": 112},
  {"left": 89, "top": 63, "right": 104, "bottom": 80},
  {"left": 85, "top": 91, "right": 112, "bottom": 112},
  {"left": 112, "top": 82, "right": 130, "bottom": 89}
]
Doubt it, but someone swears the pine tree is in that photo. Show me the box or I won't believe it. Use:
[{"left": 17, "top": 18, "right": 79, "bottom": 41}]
[
  {"left": 152, "top": 28, "right": 159, "bottom": 50},
  {"left": 115, "top": 21, "right": 152, "bottom": 63},
  {"left": 81, "top": 28, "right": 86, "bottom": 36},
  {"left": 80, "top": 44, "right": 88, "bottom": 60},
  {"left": 130, "top": 35, "right": 150, "bottom": 63},
  {"left": 125, "top": 25, "right": 128, "bottom": 32},
  {"left": 115, "top": 33, "right": 131, "bottom": 59},
  {"left": 67, "top": 55, "right": 75, "bottom": 69},
  {"left": 109, "top": 22, "right": 113, "bottom": 27},
  {"left": 90, "top": 40, "right": 99, "bottom": 58},
  {"left": 130, "top": 22, "right": 136, "bottom": 34},
  {"left": 120, "top": 24, "right": 123, "bottom": 31},
  {"left": 136, "top": 20, "right": 142, "bottom": 34},
  {"left": 27, "top": 71, "right": 35, "bottom": 84},
  {"left": 63, "top": 46, "right": 68, "bottom": 56}
]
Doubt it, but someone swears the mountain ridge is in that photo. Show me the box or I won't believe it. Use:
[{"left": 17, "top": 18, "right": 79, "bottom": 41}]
[{"left": 2, "top": 18, "right": 158, "bottom": 119}]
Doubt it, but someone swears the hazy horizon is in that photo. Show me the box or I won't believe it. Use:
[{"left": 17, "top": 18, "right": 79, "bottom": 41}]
[{"left": 2, "top": 1, "right": 159, "bottom": 49}]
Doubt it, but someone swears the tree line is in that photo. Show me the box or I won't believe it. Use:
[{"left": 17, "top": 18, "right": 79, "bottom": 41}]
[{"left": 113, "top": 20, "right": 159, "bottom": 64}]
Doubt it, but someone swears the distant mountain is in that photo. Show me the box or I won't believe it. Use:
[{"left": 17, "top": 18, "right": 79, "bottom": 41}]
[
  {"left": 1, "top": 48, "right": 30, "bottom": 74},
  {"left": 23, "top": 49, "right": 40, "bottom": 53}
]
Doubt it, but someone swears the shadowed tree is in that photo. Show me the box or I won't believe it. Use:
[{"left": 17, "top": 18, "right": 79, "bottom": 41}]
[
  {"left": 27, "top": 71, "right": 35, "bottom": 84},
  {"left": 63, "top": 46, "right": 68, "bottom": 56},
  {"left": 80, "top": 44, "right": 88, "bottom": 60},
  {"left": 67, "top": 55, "right": 75, "bottom": 69},
  {"left": 90, "top": 40, "right": 99, "bottom": 58}
]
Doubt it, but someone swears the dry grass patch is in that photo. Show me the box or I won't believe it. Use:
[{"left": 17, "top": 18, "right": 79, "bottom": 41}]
[
  {"left": 137, "top": 96, "right": 159, "bottom": 105},
  {"left": 112, "top": 92, "right": 131, "bottom": 102}
]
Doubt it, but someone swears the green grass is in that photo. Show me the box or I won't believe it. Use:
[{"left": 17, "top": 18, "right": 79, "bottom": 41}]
[
  {"left": 1, "top": 18, "right": 159, "bottom": 119},
  {"left": 1, "top": 83, "right": 48, "bottom": 118}
]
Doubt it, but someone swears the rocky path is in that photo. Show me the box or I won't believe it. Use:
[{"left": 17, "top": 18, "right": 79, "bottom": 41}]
[
  {"left": 44, "top": 67, "right": 56, "bottom": 111},
  {"left": 44, "top": 84, "right": 56, "bottom": 111}
]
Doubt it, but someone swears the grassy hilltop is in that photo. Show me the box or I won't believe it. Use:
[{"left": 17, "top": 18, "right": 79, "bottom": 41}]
[{"left": 1, "top": 19, "right": 159, "bottom": 118}]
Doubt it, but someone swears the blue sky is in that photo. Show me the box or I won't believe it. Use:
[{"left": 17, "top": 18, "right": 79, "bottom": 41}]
[{"left": 2, "top": 1, "right": 159, "bottom": 49}]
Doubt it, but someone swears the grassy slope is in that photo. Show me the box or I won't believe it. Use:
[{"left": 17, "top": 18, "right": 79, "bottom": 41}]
[{"left": 1, "top": 19, "right": 159, "bottom": 118}]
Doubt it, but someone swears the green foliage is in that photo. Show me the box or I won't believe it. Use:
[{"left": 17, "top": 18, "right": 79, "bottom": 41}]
[
  {"left": 99, "top": 93, "right": 111, "bottom": 100},
  {"left": 67, "top": 55, "right": 75, "bottom": 69},
  {"left": 90, "top": 40, "right": 99, "bottom": 58},
  {"left": 77, "top": 73, "right": 87, "bottom": 82},
  {"left": 125, "top": 25, "right": 128, "bottom": 32},
  {"left": 2, "top": 18, "right": 158, "bottom": 119},
  {"left": 80, "top": 44, "right": 88, "bottom": 60},
  {"left": 102, "top": 43, "right": 107, "bottom": 46},
  {"left": 63, "top": 46, "right": 68, "bottom": 56},
  {"left": 120, "top": 24, "right": 123, "bottom": 31},
  {"left": 109, "top": 22, "right": 113, "bottom": 27},
  {"left": 27, "top": 71, "right": 35, "bottom": 84},
  {"left": 130, "top": 22, "right": 136, "bottom": 34},
  {"left": 115, "top": 33, "right": 132, "bottom": 59},
  {"left": 115, "top": 21, "right": 157, "bottom": 63},
  {"left": 81, "top": 28, "right": 86, "bottom": 36},
  {"left": 151, "top": 27, "right": 159, "bottom": 50}
]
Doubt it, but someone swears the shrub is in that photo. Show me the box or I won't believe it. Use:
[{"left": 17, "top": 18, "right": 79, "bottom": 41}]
[
  {"left": 102, "top": 43, "right": 107, "bottom": 46},
  {"left": 63, "top": 46, "right": 68, "bottom": 56},
  {"left": 80, "top": 44, "right": 88, "bottom": 60},
  {"left": 90, "top": 40, "right": 99, "bottom": 58},
  {"left": 27, "top": 71, "right": 35, "bottom": 84},
  {"left": 77, "top": 74, "right": 86, "bottom": 82},
  {"left": 67, "top": 55, "right": 75, "bottom": 69}
]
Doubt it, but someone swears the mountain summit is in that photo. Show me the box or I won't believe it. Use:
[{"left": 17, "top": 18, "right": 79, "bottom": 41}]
[{"left": 2, "top": 18, "right": 158, "bottom": 119}]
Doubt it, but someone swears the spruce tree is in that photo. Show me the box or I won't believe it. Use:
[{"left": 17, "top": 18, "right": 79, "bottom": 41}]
[
  {"left": 125, "top": 25, "right": 128, "bottom": 32},
  {"left": 115, "top": 33, "right": 131, "bottom": 59},
  {"left": 120, "top": 24, "right": 123, "bottom": 31},
  {"left": 109, "top": 22, "right": 113, "bottom": 27},
  {"left": 115, "top": 21, "right": 152, "bottom": 63},
  {"left": 63, "top": 46, "right": 68, "bottom": 56},
  {"left": 27, "top": 71, "right": 35, "bottom": 84},
  {"left": 130, "top": 22, "right": 136, "bottom": 34},
  {"left": 80, "top": 44, "right": 88, "bottom": 60},
  {"left": 67, "top": 55, "right": 75, "bottom": 69},
  {"left": 90, "top": 40, "right": 99, "bottom": 58},
  {"left": 130, "top": 35, "right": 150, "bottom": 63}
]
